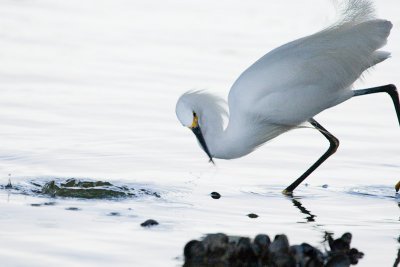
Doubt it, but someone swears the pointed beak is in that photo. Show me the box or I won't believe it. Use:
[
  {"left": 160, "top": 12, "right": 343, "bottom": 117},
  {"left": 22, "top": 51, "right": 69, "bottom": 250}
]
[{"left": 191, "top": 126, "right": 214, "bottom": 164}]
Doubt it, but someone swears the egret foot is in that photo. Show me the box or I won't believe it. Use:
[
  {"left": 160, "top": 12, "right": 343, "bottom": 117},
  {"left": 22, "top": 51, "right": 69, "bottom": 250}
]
[{"left": 282, "top": 189, "right": 293, "bottom": 196}]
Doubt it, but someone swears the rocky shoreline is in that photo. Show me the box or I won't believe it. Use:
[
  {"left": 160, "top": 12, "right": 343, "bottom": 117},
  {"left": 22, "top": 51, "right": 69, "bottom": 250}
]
[{"left": 183, "top": 232, "right": 363, "bottom": 267}]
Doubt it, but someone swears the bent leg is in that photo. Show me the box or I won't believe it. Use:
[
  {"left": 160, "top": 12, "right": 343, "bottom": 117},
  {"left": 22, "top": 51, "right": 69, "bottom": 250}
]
[{"left": 283, "top": 118, "right": 339, "bottom": 194}]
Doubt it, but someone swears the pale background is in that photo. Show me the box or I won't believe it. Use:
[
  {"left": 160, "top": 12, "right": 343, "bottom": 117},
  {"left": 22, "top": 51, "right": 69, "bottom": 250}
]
[{"left": 0, "top": 0, "right": 399, "bottom": 266}]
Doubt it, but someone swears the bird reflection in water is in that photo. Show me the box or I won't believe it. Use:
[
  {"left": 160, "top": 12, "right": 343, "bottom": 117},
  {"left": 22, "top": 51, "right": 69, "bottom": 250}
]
[
  {"left": 291, "top": 197, "right": 316, "bottom": 223},
  {"left": 394, "top": 236, "right": 400, "bottom": 267},
  {"left": 287, "top": 196, "right": 400, "bottom": 265},
  {"left": 395, "top": 199, "right": 400, "bottom": 266}
]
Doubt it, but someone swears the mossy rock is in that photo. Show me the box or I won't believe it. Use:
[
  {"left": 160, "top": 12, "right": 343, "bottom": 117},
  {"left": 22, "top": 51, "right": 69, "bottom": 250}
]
[
  {"left": 2, "top": 178, "right": 160, "bottom": 200},
  {"left": 60, "top": 178, "right": 112, "bottom": 188},
  {"left": 40, "top": 179, "right": 139, "bottom": 199}
]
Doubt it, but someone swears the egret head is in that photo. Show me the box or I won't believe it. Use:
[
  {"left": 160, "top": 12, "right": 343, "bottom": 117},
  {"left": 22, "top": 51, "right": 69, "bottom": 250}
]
[{"left": 176, "top": 91, "right": 227, "bottom": 164}]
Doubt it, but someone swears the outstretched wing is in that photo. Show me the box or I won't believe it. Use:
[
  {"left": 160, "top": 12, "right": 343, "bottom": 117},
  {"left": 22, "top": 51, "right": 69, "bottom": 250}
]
[{"left": 228, "top": 17, "right": 392, "bottom": 125}]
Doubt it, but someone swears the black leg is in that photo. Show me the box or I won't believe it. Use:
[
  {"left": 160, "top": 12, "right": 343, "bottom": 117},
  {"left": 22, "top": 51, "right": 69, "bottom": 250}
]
[
  {"left": 353, "top": 84, "right": 400, "bottom": 125},
  {"left": 283, "top": 118, "right": 339, "bottom": 194}
]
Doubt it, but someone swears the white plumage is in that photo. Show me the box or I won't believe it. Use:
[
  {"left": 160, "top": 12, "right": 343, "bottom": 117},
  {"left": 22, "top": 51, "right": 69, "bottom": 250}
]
[{"left": 176, "top": 0, "right": 393, "bottom": 162}]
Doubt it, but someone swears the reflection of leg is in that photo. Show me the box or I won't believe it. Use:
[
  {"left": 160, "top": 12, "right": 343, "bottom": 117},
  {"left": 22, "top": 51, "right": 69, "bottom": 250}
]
[
  {"left": 292, "top": 198, "right": 316, "bottom": 222},
  {"left": 283, "top": 118, "right": 339, "bottom": 194},
  {"left": 394, "top": 245, "right": 400, "bottom": 267}
]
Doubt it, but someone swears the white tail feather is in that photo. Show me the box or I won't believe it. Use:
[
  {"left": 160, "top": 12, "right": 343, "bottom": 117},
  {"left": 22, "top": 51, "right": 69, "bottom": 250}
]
[{"left": 333, "top": 0, "right": 376, "bottom": 26}]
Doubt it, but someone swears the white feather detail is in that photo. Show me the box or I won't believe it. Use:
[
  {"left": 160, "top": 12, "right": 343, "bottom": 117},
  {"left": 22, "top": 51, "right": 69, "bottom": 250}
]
[
  {"left": 228, "top": 0, "right": 392, "bottom": 125},
  {"left": 176, "top": 90, "right": 228, "bottom": 137},
  {"left": 176, "top": 0, "right": 393, "bottom": 160}
]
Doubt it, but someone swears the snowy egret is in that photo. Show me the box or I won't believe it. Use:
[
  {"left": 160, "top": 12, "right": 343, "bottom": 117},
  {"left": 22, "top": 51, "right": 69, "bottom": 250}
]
[{"left": 176, "top": 0, "right": 399, "bottom": 193}]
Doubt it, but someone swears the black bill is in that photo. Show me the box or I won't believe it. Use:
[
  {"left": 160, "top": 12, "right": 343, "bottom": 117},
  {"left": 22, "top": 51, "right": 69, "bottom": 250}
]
[{"left": 191, "top": 126, "right": 214, "bottom": 164}]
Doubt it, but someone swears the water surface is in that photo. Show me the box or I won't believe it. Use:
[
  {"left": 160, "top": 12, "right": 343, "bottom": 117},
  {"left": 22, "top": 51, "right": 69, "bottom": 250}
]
[{"left": 0, "top": 0, "right": 399, "bottom": 266}]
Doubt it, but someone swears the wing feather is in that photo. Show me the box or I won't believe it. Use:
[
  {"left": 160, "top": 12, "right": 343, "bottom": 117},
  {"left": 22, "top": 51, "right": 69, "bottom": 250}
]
[{"left": 228, "top": 0, "right": 392, "bottom": 125}]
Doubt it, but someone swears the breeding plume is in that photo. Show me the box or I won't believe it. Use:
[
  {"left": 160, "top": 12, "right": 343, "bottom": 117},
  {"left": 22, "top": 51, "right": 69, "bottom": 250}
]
[{"left": 175, "top": 0, "right": 399, "bottom": 193}]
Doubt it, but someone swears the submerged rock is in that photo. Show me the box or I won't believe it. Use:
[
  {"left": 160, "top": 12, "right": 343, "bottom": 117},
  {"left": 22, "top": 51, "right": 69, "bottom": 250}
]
[
  {"left": 210, "top": 192, "right": 221, "bottom": 199},
  {"left": 61, "top": 179, "right": 113, "bottom": 188},
  {"left": 2, "top": 178, "right": 161, "bottom": 200},
  {"left": 41, "top": 180, "right": 130, "bottom": 199},
  {"left": 5, "top": 179, "right": 12, "bottom": 189},
  {"left": 65, "top": 207, "right": 80, "bottom": 211},
  {"left": 28, "top": 178, "right": 160, "bottom": 200},
  {"left": 183, "top": 232, "right": 363, "bottom": 267},
  {"left": 141, "top": 219, "right": 159, "bottom": 227},
  {"left": 30, "top": 202, "right": 56, "bottom": 207}
]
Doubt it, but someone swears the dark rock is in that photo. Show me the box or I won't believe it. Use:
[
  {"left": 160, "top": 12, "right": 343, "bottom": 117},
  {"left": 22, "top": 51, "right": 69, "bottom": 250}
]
[
  {"left": 247, "top": 213, "right": 259, "bottom": 218},
  {"left": 295, "top": 243, "right": 324, "bottom": 267},
  {"left": 202, "top": 233, "right": 229, "bottom": 259},
  {"left": 61, "top": 178, "right": 113, "bottom": 188},
  {"left": 290, "top": 245, "right": 304, "bottom": 265},
  {"left": 140, "top": 219, "right": 159, "bottom": 227},
  {"left": 210, "top": 192, "right": 221, "bottom": 199},
  {"left": 61, "top": 179, "right": 77, "bottom": 187},
  {"left": 348, "top": 248, "right": 364, "bottom": 264},
  {"left": 65, "top": 207, "right": 80, "bottom": 211},
  {"left": 328, "top": 232, "right": 352, "bottom": 252},
  {"left": 41, "top": 180, "right": 130, "bottom": 199},
  {"left": 231, "top": 237, "right": 256, "bottom": 263},
  {"left": 270, "top": 234, "right": 290, "bottom": 254},
  {"left": 2, "top": 178, "right": 161, "bottom": 200},
  {"left": 341, "top": 233, "right": 352, "bottom": 245},
  {"left": 326, "top": 255, "right": 351, "bottom": 267},
  {"left": 269, "top": 235, "right": 295, "bottom": 267},
  {"left": 183, "top": 232, "right": 363, "bottom": 267},
  {"left": 254, "top": 234, "right": 271, "bottom": 248},
  {"left": 253, "top": 234, "right": 271, "bottom": 258},
  {"left": 325, "top": 232, "right": 363, "bottom": 266},
  {"left": 5, "top": 179, "right": 12, "bottom": 189},
  {"left": 271, "top": 253, "right": 296, "bottom": 267},
  {"left": 31, "top": 182, "right": 41, "bottom": 187},
  {"left": 139, "top": 188, "right": 161, "bottom": 198},
  {"left": 108, "top": 212, "right": 120, "bottom": 216},
  {"left": 184, "top": 240, "right": 206, "bottom": 265}
]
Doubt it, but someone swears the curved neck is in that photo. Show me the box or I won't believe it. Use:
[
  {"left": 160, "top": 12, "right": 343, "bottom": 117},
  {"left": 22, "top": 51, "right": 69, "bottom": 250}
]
[{"left": 204, "top": 112, "right": 291, "bottom": 160}]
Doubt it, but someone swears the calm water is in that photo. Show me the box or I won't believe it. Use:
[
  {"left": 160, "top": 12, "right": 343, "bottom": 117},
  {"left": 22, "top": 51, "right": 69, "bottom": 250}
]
[{"left": 0, "top": 0, "right": 399, "bottom": 266}]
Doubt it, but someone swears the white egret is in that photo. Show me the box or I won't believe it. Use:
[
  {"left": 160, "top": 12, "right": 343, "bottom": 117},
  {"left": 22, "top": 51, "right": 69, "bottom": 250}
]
[{"left": 175, "top": 0, "right": 399, "bottom": 194}]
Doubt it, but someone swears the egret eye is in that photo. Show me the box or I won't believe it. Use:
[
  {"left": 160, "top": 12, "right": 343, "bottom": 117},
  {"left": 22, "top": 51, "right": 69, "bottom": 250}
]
[{"left": 190, "top": 112, "right": 199, "bottom": 129}]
